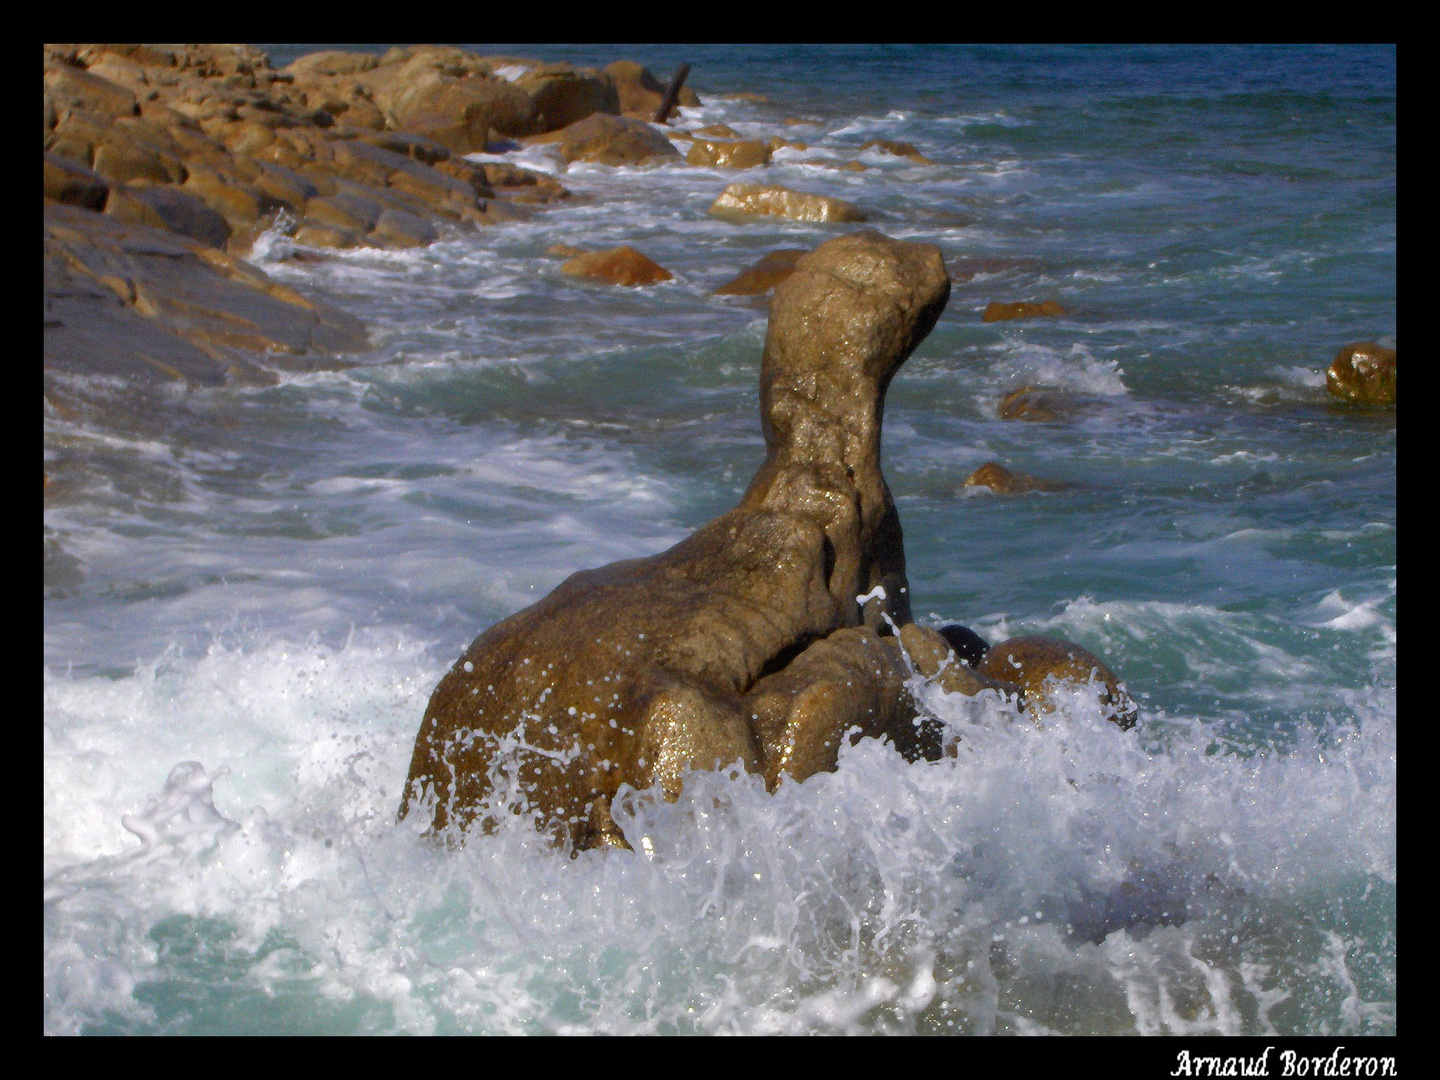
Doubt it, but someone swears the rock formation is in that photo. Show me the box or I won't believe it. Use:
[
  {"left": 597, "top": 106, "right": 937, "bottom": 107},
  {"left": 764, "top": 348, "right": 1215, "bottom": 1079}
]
[{"left": 401, "top": 230, "right": 957, "bottom": 849}]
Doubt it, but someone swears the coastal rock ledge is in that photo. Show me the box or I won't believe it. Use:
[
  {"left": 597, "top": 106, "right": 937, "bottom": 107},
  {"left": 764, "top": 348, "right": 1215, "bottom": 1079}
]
[{"left": 400, "top": 230, "right": 1138, "bottom": 852}]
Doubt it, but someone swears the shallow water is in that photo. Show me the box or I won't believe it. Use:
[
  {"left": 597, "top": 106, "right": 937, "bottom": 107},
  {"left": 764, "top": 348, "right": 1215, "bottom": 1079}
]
[{"left": 44, "top": 44, "right": 1394, "bottom": 1035}]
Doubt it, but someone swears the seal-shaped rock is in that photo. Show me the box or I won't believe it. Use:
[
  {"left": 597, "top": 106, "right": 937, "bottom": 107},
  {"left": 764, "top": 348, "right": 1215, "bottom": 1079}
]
[{"left": 400, "top": 230, "right": 950, "bottom": 849}]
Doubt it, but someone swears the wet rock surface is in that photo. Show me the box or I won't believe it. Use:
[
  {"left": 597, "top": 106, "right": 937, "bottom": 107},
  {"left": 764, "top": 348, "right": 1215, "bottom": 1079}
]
[
  {"left": 709, "top": 182, "right": 867, "bottom": 224},
  {"left": 1326, "top": 341, "right": 1395, "bottom": 407},
  {"left": 401, "top": 230, "right": 952, "bottom": 849}
]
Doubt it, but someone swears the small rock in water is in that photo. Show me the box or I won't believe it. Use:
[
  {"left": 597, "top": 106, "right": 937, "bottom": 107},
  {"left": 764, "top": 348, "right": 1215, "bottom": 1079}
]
[
  {"left": 963, "top": 461, "right": 1072, "bottom": 494},
  {"left": 983, "top": 299, "right": 1066, "bottom": 322},
  {"left": 996, "top": 386, "right": 1079, "bottom": 423},
  {"left": 546, "top": 243, "right": 587, "bottom": 258},
  {"left": 560, "top": 245, "right": 673, "bottom": 287},
  {"left": 687, "top": 138, "right": 772, "bottom": 169},
  {"left": 861, "top": 138, "right": 934, "bottom": 164},
  {"left": 713, "top": 248, "right": 809, "bottom": 295},
  {"left": 1326, "top": 341, "right": 1395, "bottom": 407}
]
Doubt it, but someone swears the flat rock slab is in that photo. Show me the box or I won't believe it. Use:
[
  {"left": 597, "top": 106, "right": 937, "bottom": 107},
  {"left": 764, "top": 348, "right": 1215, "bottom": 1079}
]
[
  {"left": 45, "top": 203, "right": 368, "bottom": 385},
  {"left": 709, "top": 183, "right": 867, "bottom": 224}
]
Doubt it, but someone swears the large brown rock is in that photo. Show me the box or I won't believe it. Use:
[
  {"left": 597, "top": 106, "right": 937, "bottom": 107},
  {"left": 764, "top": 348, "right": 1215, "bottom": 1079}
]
[
  {"left": 516, "top": 63, "right": 620, "bottom": 131},
  {"left": 686, "top": 138, "right": 771, "bottom": 169},
  {"left": 552, "top": 113, "right": 681, "bottom": 166},
  {"left": 976, "top": 637, "right": 1137, "bottom": 729},
  {"left": 362, "top": 56, "right": 538, "bottom": 150},
  {"left": 43, "top": 63, "right": 139, "bottom": 122},
  {"left": 560, "top": 246, "right": 673, "bottom": 287},
  {"left": 713, "top": 248, "right": 808, "bottom": 296},
  {"left": 400, "top": 230, "right": 951, "bottom": 849},
  {"left": 1326, "top": 341, "right": 1395, "bottom": 407},
  {"left": 996, "top": 386, "right": 1081, "bottom": 423},
  {"left": 709, "top": 183, "right": 867, "bottom": 224}
]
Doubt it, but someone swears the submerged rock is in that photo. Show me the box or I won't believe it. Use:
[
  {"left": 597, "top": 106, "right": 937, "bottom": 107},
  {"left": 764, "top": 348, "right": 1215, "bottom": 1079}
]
[
  {"left": 996, "top": 386, "right": 1083, "bottom": 423},
  {"left": 401, "top": 230, "right": 951, "bottom": 849},
  {"left": 712, "top": 248, "right": 808, "bottom": 296},
  {"left": 560, "top": 246, "right": 673, "bottom": 287},
  {"left": 963, "top": 461, "right": 1072, "bottom": 494},
  {"left": 861, "top": 138, "right": 933, "bottom": 164},
  {"left": 1326, "top": 341, "right": 1395, "bottom": 407},
  {"left": 709, "top": 182, "right": 866, "bottom": 224},
  {"left": 977, "top": 637, "right": 1137, "bottom": 729},
  {"left": 984, "top": 299, "right": 1066, "bottom": 322}
]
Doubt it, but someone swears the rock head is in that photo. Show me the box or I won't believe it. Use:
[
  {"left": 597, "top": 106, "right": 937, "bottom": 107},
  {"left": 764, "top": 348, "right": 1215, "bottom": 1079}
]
[{"left": 400, "top": 230, "right": 951, "bottom": 849}]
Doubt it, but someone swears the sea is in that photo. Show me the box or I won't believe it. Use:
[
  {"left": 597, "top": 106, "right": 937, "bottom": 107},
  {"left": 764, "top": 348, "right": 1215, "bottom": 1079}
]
[{"left": 43, "top": 44, "right": 1396, "bottom": 1035}]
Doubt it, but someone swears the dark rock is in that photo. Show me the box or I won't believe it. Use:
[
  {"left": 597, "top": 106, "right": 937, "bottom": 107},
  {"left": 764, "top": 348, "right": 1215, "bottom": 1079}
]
[
  {"left": 44, "top": 153, "right": 109, "bottom": 211},
  {"left": 938, "top": 624, "right": 989, "bottom": 667}
]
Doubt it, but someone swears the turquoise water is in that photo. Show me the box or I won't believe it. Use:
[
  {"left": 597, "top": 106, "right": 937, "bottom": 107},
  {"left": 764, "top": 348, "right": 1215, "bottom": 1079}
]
[{"left": 44, "top": 45, "right": 1394, "bottom": 1034}]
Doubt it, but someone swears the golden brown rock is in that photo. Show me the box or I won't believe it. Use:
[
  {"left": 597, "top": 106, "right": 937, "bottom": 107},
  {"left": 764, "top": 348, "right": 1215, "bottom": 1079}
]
[
  {"left": 554, "top": 113, "right": 682, "bottom": 166},
  {"left": 695, "top": 123, "right": 739, "bottom": 138},
  {"left": 835, "top": 160, "right": 867, "bottom": 172},
  {"left": 976, "top": 637, "right": 1137, "bottom": 729},
  {"left": 44, "top": 63, "right": 139, "bottom": 122},
  {"left": 983, "top": 299, "right": 1066, "bottom": 322},
  {"left": 709, "top": 183, "right": 866, "bottom": 224},
  {"left": 712, "top": 248, "right": 808, "bottom": 296},
  {"left": 560, "top": 246, "right": 673, "bottom": 287},
  {"left": 400, "top": 230, "right": 951, "bottom": 848},
  {"left": 963, "top": 462, "right": 1072, "bottom": 494},
  {"left": 545, "top": 243, "right": 586, "bottom": 258},
  {"left": 897, "top": 624, "right": 1018, "bottom": 700},
  {"left": 1326, "top": 341, "right": 1395, "bottom": 407},
  {"left": 686, "top": 138, "right": 771, "bottom": 169},
  {"left": 604, "top": 60, "right": 667, "bottom": 119},
  {"left": 746, "top": 627, "right": 915, "bottom": 785},
  {"left": 768, "top": 136, "right": 808, "bottom": 152}
]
